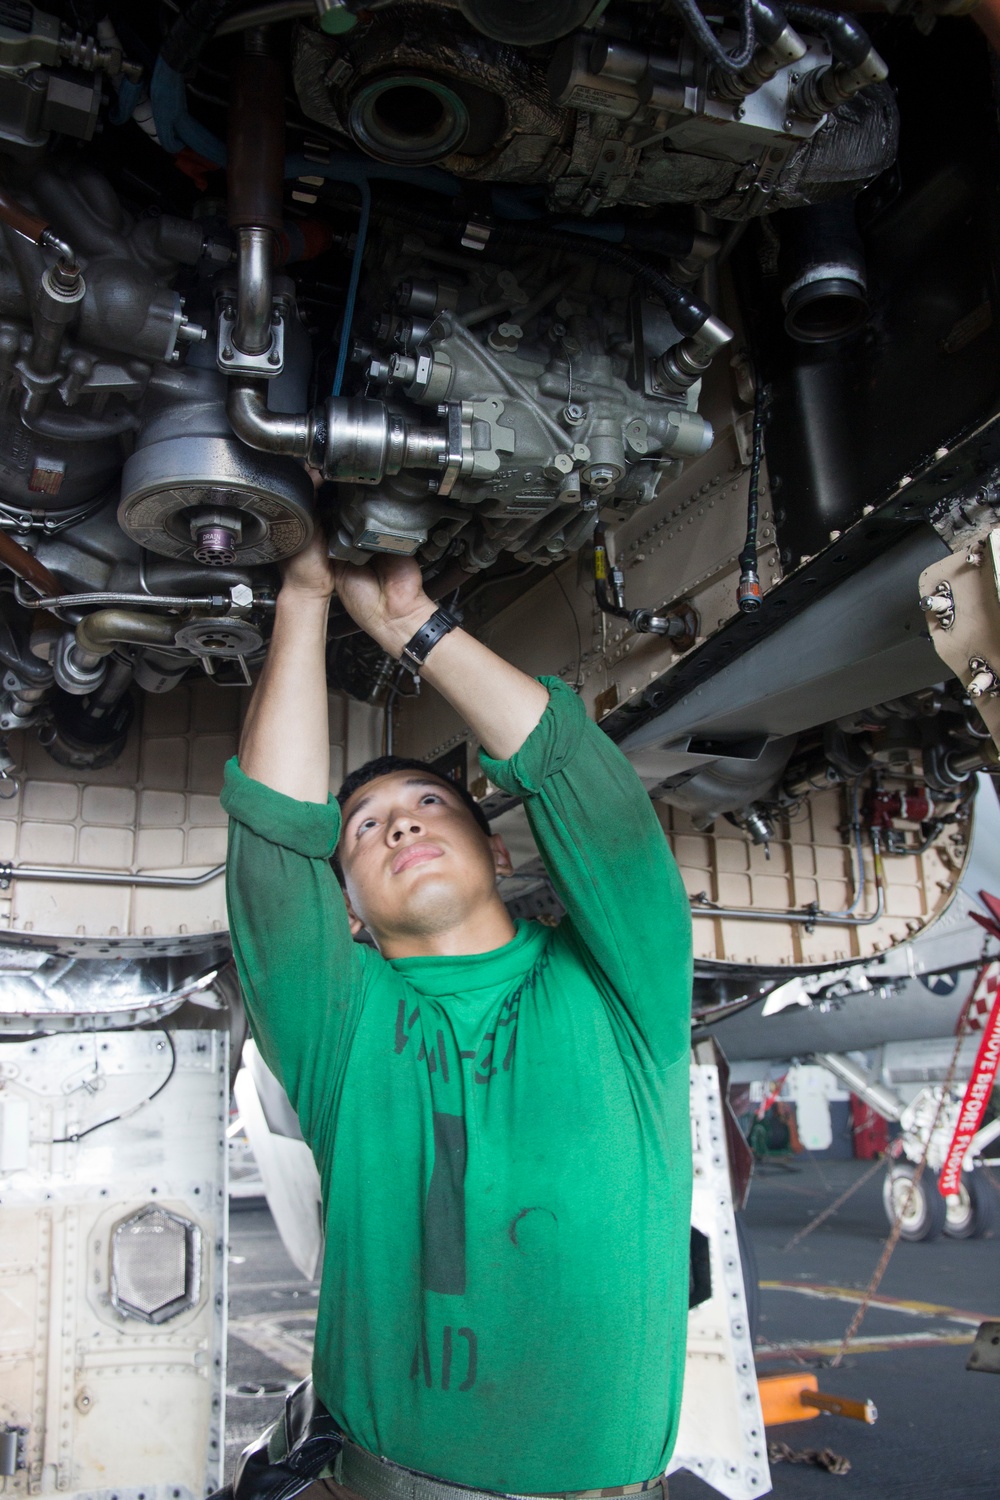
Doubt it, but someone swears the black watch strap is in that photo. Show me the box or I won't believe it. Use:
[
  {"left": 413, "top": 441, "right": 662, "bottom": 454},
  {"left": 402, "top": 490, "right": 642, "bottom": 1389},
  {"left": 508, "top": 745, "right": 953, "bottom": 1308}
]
[{"left": 399, "top": 605, "right": 463, "bottom": 674}]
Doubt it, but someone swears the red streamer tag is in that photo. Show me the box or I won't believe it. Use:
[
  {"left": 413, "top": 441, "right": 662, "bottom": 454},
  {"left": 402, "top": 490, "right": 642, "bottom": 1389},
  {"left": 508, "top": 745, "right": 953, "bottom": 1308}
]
[{"left": 939, "top": 965, "right": 1000, "bottom": 1197}]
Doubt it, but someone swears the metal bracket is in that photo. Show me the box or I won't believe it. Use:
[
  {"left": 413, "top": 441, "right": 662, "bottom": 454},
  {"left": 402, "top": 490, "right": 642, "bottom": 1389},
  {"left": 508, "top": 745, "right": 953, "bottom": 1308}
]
[
  {"left": 919, "top": 579, "right": 955, "bottom": 629},
  {"left": 919, "top": 524, "right": 1000, "bottom": 748},
  {"left": 435, "top": 402, "right": 465, "bottom": 498},
  {"left": 217, "top": 307, "right": 285, "bottom": 377},
  {"left": 968, "top": 656, "right": 1000, "bottom": 699}
]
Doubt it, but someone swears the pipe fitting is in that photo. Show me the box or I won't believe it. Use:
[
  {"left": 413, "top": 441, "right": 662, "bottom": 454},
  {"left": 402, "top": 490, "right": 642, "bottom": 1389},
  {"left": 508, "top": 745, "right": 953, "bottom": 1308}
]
[
  {"left": 713, "top": 0, "right": 806, "bottom": 101},
  {"left": 226, "top": 378, "right": 315, "bottom": 458},
  {"left": 54, "top": 631, "right": 107, "bottom": 695},
  {"left": 321, "top": 397, "right": 444, "bottom": 483},
  {"left": 655, "top": 312, "right": 734, "bottom": 394}
]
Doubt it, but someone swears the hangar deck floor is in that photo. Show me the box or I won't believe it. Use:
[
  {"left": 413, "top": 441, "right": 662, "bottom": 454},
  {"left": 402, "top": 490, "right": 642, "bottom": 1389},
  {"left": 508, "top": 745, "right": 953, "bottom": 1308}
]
[{"left": 224, "top": 1158, "right": 999, "bottom": 1500}]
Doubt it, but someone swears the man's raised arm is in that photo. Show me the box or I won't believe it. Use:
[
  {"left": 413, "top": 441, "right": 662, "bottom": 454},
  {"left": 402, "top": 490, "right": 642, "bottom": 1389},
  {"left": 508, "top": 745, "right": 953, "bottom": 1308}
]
[
  {"left": 239, "top": 538, "right": 341, "bottom": 799},
  {"left": 327, "top": 549, "right": 551, "bottom": 761},
  {"left": 242, "top": 539, "right": 550, "bottom": 790}
]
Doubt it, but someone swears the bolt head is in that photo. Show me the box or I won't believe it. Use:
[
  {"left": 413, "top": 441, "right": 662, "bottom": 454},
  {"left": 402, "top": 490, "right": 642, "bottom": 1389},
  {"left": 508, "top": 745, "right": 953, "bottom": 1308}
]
[{"left": 230, "top": 584, "right": 253, "bottom": 608}]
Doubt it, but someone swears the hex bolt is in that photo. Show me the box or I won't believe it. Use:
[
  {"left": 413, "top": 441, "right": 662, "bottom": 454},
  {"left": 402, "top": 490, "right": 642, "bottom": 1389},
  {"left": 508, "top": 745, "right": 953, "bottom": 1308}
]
[
  {"left": 919, "top": 583, "right": 955, "bottom": 629},
  {"left": 968, "top": 658, "right": 998, "bottom": 698}
]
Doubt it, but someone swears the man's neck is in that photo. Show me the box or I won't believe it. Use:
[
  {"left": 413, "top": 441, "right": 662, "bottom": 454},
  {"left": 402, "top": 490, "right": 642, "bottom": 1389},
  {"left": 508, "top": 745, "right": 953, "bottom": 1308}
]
[{"left": 378, "top": 896, "right": 517, "bottom": 961}]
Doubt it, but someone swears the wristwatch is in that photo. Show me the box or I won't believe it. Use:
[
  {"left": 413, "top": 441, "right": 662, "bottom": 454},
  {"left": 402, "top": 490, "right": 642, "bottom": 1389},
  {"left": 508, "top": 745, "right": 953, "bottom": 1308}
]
[{"left": 399, "top": 605, "right": 463, "bottom": 675}]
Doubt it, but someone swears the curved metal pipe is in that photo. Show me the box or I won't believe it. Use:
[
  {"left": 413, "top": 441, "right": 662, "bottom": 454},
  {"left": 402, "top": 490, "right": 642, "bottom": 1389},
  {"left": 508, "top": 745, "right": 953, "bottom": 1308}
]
[
  {"left": 75, "top": 610, "right": 178, "bottom": 658},
  {"left": 227, "top": 377, "right": 314, "bottom": 457}
]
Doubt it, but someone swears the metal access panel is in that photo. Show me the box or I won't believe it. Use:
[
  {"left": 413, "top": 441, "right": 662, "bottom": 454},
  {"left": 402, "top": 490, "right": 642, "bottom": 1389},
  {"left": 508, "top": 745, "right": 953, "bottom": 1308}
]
[
  {"left": 0, "top": 1029, "right": 228, "bottom": 1500},
  {"left": 668, "top": 1064, "right": 769, "bottom": 1499}
]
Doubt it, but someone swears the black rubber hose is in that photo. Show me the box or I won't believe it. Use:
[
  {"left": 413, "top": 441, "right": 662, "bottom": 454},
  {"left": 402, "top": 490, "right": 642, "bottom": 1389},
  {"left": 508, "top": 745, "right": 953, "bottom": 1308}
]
[
  {"left": 671, "top": 0, "right": 756, "bottom": 73},
  {"left": 749, "top": 0, "right": 793, "bottom": 48},
  {"left": 374, "top": 200, "right": 713, "bottom": 335},
  {"left": 783, "top": 3, "right": 873, "bottom": 66}
]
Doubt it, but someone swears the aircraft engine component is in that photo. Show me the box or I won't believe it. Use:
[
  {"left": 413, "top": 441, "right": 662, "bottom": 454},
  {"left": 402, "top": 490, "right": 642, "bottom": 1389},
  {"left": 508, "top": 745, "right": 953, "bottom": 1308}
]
[
  {"left": 336, "top": 247, "right": 721, "bottom": 568},
  {"left": 291, "top": 5, "right": 898, "bottom": 218},
  {"left": 0, "top": 0, "right": 984, "bottom": 975},
  {"left": 118, "top": 374, "right": 316, "bottom": 568}
]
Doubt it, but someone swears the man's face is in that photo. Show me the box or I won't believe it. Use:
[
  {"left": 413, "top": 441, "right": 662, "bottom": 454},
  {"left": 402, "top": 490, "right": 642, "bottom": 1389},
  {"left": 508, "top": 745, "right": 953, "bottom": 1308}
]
[{"left": 338, "top": 771, "right": 511, "bottom": 946}]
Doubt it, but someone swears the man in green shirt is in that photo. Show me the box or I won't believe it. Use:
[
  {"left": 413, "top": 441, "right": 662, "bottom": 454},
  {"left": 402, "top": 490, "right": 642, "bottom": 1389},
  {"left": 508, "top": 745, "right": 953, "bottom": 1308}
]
[{"left": 222, "top": 538, "right": 693, "bottom": 1500}]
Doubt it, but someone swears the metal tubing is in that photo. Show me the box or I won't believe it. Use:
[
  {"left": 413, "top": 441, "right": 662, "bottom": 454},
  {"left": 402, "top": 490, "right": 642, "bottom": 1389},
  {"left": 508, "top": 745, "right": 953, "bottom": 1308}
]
[
  {"left": 811, "top": 1051, "right": 903, "bottom": 1122},
  {"left": 18, "top": 589, "right": 234, "bottom": 610},
  {"left": 75, "top": 610, "right": 179, "bottom": 657},
  {"left": 0, "top": 186, "right": 51, "bottom": 247},
  {"left": 0, "top": 860, "right": 225, "bottom": 888},
  {"left": 0, "top": 531, "right": 61, "bottom": 597},
  {"left": 227, "top": 45, "right": 286, "bottom": 234},
  {"left": 234, "top": 226, "right": 274, "bottom": 356},
  {"left": 690, "top": 879, "right": 885, "bottom": 928},
  {"left": 227, "top": 378, "right": 313, "bottom": 457}
]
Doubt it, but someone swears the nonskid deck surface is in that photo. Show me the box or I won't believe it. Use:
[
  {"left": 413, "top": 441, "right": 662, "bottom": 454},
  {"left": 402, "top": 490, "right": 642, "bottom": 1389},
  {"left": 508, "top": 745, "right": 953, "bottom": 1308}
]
[{"left": 224, "top": 1159, "right": 1000, "bottom": 1500}]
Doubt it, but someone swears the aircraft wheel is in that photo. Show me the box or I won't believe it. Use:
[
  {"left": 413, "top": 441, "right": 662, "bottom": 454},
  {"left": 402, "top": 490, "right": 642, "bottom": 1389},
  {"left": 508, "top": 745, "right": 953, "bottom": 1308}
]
[
  {"left": 943, "top": 1168, "right": 999, "bottom": 1239},
  {"left": 882, "top": 1163, "right": 947, "bottom": 1241}
]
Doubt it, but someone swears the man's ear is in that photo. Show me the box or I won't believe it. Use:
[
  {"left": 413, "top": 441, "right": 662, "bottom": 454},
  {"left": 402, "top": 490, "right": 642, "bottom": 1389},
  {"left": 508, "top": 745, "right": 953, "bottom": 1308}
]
[
  {"left": 490, "top": 832, "right": 514, "bottom": 879},
  {"left": 342, "top": 887, "right": 365, "bottom": 938}
]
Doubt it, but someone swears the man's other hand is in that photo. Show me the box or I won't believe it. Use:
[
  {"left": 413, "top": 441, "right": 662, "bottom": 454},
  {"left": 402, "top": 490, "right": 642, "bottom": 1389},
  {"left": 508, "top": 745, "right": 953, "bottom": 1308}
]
[
  {"left": 330, "top": 554, "right": 436, "bottom": 659},
  {"left": 280, "top": 529, "right": 338, "bottom": 601}
]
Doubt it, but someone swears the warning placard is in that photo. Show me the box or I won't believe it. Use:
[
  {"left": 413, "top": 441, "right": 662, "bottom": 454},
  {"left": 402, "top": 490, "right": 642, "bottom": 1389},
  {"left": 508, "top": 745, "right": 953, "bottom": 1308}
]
[{"left": 939, "top": 965, "right": 1000, "bottom": 1197}]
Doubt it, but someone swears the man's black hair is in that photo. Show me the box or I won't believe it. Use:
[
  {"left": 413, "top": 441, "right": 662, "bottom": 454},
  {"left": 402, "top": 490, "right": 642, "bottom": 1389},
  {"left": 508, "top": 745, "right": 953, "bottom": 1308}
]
[{"left": 332, "top": 755, "right": 491, "bottom": 882}]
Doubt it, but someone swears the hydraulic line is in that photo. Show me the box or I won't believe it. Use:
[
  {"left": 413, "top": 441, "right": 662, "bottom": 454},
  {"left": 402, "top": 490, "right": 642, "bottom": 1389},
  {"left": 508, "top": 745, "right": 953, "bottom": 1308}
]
[
  {"left": 737, "top": 375, "right": 765, "bottom": 613},
  {"left": 593, "top": 526, "right": 688, "bottom": 637},
  {"left": 0, "top": 532, "right": 61, "bottom": 599},
  {"left": 671, "top": 0, "right": 756, "bottom": 73},
  {"left": 690, "top": 830, "right": 886, "bottom": 927}
]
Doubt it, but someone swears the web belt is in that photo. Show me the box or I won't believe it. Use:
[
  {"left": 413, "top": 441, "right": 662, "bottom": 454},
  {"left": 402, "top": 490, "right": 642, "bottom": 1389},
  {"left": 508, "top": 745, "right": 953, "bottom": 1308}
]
[{"left": 337, "top": 1440, "right": 667, "bottom": 1500}]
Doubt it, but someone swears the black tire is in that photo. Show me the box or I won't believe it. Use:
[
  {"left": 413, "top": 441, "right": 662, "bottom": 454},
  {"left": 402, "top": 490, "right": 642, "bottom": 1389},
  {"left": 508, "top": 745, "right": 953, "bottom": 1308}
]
[
  {"left": 944, "top": 1168, "right": 999, "bottom": 1239},
  {"left": 882, "top": 1163, "right": 947, "bottom": 1241},
  {"left": 735, "top": 1208, "right": 761, "bottom": 1346}
]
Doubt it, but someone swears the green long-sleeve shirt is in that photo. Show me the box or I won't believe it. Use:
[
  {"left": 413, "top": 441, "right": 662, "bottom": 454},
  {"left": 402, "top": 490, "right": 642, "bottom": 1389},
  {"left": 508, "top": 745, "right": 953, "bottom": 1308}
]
[{"left": 222, "top": 676, "right": 693, "bottom": 1494}]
